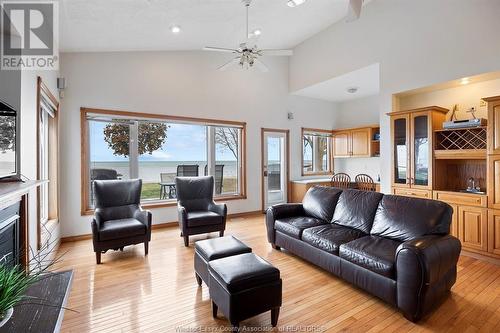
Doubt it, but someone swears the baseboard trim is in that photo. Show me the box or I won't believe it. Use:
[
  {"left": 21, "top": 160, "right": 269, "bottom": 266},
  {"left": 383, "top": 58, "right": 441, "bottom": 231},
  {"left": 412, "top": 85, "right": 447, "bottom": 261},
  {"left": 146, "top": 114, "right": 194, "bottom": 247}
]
[
  {"left": 461, "top": 250, "right": 500, "bottom": 266},
  {"left": 60, "top": 210, "right": 263, "bottom": 243}
]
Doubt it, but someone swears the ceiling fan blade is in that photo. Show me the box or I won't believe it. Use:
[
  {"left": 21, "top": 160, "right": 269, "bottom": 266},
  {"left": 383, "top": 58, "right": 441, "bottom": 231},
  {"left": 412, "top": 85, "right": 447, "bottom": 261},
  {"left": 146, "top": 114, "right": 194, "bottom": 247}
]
[
  {"left": 218, "top": 57, "right": 241, "bottom": 71},
  {"left": 259, "top": 49, "right": 293, "bottom": 56},
  {"left": 253, "top": 58, "right": 269, "bottom": 72},
  {"left": 346, "top": 0, "right": 363, "bottom": 22},
  {"left": 203, "top": 47, "right": 239, "bottom": 53}
]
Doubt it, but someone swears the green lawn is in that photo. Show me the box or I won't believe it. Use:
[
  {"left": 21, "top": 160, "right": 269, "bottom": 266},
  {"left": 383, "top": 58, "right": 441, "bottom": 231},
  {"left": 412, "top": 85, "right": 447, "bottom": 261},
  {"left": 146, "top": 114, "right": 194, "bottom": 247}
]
[{"left": 141, "top": 177, "right": 237, "bottom": 200}]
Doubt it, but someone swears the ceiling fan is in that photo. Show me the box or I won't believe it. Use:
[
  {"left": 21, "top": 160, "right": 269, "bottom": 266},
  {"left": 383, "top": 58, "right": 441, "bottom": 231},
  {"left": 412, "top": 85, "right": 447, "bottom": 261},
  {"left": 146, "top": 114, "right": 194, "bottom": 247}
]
[{"left": 203, "top": 0, "right": 293, "bottom": 72}]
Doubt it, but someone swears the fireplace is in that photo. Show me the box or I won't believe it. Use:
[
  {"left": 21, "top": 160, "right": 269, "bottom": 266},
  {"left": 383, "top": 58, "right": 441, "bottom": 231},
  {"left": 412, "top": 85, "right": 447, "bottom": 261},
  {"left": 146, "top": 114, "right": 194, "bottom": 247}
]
[{"left": 0, "top": 201, "right": 21, "bottom": 268}]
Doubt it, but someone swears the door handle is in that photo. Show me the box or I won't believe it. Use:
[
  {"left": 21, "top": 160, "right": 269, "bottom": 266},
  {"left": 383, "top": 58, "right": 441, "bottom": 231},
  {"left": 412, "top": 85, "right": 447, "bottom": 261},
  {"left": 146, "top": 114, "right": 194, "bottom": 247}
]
[{"left": 263, "top": 170, "right": 268, "bottom": 177}]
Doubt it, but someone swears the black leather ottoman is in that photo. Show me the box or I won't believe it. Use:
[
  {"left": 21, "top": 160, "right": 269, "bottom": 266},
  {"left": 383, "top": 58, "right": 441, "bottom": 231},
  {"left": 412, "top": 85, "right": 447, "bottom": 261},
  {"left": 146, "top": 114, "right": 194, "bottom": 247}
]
[
  {"left": 194, "top": 236, "right": 252, "bottom": 287},
  {"left": 208, "top": 253, "right": 282, "bottom": 331}
]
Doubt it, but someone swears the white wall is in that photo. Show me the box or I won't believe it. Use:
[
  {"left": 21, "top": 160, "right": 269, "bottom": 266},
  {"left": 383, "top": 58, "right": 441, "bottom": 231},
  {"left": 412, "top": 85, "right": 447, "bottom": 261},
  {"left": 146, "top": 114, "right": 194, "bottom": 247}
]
[
  {"left": 290, "top": 0, "right": 500, "bottom": 193},
  {"left": 20, "top": 69, "right": 60, "bottom": 255},
  {"left": 399, "top": 78, "right": 500, "bottom": 120},
  {"left": 59, "top": 51, "right": 336, "bottom": 237},
  {"left": 333, "top": 95, "right": 380, "bottom": 180}
]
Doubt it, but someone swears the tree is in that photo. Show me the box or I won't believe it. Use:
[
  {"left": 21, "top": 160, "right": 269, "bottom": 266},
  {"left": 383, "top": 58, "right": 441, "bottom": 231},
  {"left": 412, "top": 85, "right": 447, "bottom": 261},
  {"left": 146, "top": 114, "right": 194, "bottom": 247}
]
[
  {"left": 0, "top": 117, "right": 15, "bottom": 153},
  {"left": 215, "top": 127, "right": 238, "bottom": 159},
  {"left": 103, "top": 121, "right": 169, "bottom": 157}
]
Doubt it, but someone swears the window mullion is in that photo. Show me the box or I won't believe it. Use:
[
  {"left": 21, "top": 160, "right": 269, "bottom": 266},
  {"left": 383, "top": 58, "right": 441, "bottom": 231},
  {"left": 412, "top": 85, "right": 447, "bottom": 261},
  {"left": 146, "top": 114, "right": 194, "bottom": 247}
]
[
  {"left": 207, "top": 126, "right": 216, "bottom": 178},
  {"left": 130, "top": 121, "right": 139, "bottom": 179}
]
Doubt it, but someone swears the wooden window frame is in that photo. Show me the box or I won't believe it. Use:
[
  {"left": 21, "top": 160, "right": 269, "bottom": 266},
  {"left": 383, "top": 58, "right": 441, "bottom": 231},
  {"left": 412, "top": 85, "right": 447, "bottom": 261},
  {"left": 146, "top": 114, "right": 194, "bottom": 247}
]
[
  {"left": 36, "top": 76, "right": 59, "bottom": 250},
  {"left": 80, "top": 107, "right": 247, "bottom": 215},
  {"left": 301, "top": 127, "right": 334, "bottom": 176}
]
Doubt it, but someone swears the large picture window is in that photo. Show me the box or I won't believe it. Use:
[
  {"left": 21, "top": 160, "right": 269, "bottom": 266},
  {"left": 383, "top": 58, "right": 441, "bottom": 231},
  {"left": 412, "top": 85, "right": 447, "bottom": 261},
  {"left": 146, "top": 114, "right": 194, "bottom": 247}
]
[
  {"left": 301, "top": 128, "right": 333, "bottom": 175},
  {"left": 81, "top": 108, "right": 246, "bottom": 214}
]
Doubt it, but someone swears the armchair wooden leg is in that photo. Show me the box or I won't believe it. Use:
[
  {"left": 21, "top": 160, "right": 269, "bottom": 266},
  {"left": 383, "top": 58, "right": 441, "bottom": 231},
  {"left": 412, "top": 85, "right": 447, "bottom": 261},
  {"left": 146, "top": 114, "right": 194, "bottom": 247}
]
[
  {"left": 144, "top": 242, "right": 149, "bottom": 255},
  {"left": 95, "top": 252, "right": 101, "bottom": 264},
  {"left": 212, "top": 301, "right": 218, "bottom": 318},
  {"left": 219, "top": 230, "right": 224, "bottom": 237},
  {"left": 184, "top": 235, "right": 189, "bottom": 247},
  {"left": 271, "top": 307, "right": 280, "bottom": 327},
  {"left": 195, "top": 273, "right": 202, "bottom": 286}
]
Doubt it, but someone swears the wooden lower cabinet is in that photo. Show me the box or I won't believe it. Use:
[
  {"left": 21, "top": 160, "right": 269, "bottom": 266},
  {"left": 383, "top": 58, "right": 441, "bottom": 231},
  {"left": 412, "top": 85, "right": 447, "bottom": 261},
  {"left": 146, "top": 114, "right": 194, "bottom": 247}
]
[
  {"left": 392, "top": 187, "right": 431, "bottom": 199},
  {"left": 449, "top": 203, "right": 459, "bottom": 238},
  {"left": 458, "top": 206, "right": 488, "bottom": 252},
  {"left": 487, "top": 209, "right": 500, "bottom": 255}
]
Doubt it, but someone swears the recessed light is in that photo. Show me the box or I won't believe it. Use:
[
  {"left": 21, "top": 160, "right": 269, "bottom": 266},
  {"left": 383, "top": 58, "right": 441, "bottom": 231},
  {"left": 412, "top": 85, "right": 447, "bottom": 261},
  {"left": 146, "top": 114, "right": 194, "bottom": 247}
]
[
  {"left": 248, "top": 29, "right": 262, "bottom": 38},
  {"left": 460, "top": 77, "right": 470, "bottom": 85},
  {"left": 287, "top": 0, "right": 306, "bottom": 8},
  {"left": 347, "top": 87, "right": 359, "bottom": 94},
  {"left": 170, "top": 25, "right": 181, "bottom": 34}
]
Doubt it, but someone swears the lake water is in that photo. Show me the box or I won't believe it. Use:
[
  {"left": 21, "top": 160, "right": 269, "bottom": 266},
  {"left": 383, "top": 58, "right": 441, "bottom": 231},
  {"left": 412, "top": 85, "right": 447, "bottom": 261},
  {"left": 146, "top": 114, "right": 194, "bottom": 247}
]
[{"left": 90, "top": 161, "right": 238, "bottom": 183}]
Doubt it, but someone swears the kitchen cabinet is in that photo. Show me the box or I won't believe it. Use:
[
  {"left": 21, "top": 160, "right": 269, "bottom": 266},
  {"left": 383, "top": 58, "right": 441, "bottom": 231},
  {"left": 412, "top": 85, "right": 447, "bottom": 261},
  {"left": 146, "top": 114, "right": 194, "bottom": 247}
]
[{"left": 332, "top": 126, "right": 379, "bottom": 158}]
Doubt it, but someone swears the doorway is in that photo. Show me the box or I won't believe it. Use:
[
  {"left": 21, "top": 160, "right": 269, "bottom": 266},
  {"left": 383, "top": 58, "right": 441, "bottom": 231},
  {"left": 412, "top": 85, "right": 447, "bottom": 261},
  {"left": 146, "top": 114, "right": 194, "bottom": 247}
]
[{"left": 261, "top": 128, "right": 289, "bottom": 211}]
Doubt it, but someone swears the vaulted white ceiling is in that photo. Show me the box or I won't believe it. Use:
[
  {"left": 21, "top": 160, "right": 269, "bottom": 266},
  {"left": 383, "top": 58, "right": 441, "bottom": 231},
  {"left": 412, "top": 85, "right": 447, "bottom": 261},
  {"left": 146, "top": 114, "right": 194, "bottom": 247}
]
[{"left": 60, "top": 0, "right": 355, "bottom": 52}]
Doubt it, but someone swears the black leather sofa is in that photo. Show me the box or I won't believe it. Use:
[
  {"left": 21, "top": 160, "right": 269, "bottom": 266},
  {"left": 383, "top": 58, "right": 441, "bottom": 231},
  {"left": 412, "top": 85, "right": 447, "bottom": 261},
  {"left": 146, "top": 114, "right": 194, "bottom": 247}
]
[{"left": 265, "top": 186, "right": 461, "bottom": 321}]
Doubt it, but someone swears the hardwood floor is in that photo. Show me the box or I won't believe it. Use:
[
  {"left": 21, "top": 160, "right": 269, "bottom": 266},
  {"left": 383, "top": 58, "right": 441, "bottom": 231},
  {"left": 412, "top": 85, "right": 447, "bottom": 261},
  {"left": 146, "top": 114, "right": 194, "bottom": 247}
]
[{"left": 57, "top": 214, "right": 500, "bottom": 332}]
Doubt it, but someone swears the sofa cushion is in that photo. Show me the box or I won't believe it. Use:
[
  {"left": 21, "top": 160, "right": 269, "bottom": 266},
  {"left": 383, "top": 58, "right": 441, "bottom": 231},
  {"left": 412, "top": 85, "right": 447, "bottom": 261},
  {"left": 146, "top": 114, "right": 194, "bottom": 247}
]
[
  {"left": 99, "top": 218, "right": 146, "bottom": 241},
  {"left": 370, "top": 195, "right": 452, "bottom": 242},
  {"left": 187, "top": 211, "right": 223, "bottom": 227},
  {"left": 332, "top": 189, "right": 383, "bottom": 233},
  {"left": 302, "top": 224, "right": 366, "bottom": 254},
  {"left": 340, "top": 236, "right": 401, "bottom": 278},
  {"left": 302, "top": 186, "right": 343, "bottom": 222},
  {"left": 275, "top": 216, "right": 327, "bottom": 239}
]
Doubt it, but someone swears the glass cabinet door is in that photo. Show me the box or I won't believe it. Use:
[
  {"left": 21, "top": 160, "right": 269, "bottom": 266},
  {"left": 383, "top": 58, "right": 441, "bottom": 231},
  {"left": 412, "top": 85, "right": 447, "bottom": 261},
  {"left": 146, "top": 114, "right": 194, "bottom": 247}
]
[
  {"left": 393, "top": 117, "right": 408, "bottom": 185},
  {"left": 412, "top": 113, "right": 429, "bottom": 187}
]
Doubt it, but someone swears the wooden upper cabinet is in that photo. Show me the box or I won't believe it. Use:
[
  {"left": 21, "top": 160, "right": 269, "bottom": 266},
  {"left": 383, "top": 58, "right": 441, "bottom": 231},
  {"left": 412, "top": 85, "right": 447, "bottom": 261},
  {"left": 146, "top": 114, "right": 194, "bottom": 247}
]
[
  {"left": 332, "top": 127, "right": 377, "bottom": 158},
  {"left": 333, "top": 131, "right": 350, "bottom": 157},
  {"left": 351, "top": 128, "right": 371, "bottom": 157},
  {"left": 389, "top": 107, "right": 447, "bottom": 190},
  {"left": 486, "top": 96, "right": 500, "bottom": 154}
]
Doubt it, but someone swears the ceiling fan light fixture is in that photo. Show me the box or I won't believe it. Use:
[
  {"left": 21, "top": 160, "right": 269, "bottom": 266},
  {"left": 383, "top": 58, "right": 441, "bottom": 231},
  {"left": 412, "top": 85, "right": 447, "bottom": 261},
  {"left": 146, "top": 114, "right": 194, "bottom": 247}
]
[
  {"left": 170, "top": 25, "right": 181, "bottom": 34},
  {"left": 287, "top": 0, "right": 306, "bottom": 8}
]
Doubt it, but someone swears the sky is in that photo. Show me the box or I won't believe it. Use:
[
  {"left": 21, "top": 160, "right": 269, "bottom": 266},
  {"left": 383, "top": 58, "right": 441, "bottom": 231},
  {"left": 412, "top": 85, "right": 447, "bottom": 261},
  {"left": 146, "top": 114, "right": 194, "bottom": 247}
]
[{"left": 90, "top": 121, "right": 238, "bottom": 162}]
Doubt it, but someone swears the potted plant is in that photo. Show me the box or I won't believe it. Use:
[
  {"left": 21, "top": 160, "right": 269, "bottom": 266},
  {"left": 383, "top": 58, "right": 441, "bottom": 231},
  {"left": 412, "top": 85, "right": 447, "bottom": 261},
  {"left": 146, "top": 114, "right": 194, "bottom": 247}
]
[
  {"left": 0, "top": 265, "right": 38, "bottom": 327},
  {"left": 0, "top": 239, "right": 64, "bottom": 328}
]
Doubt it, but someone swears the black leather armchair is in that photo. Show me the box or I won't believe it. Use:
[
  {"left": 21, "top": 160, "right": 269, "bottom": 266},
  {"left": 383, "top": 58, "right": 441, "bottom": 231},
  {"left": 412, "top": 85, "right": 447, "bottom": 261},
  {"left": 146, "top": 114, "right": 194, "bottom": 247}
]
[
  {"left": 176, "top": 176, "right": 227, "bottom": 247},
  {"left": 91, "top": 179, "right": 152, "bottom": 264}
]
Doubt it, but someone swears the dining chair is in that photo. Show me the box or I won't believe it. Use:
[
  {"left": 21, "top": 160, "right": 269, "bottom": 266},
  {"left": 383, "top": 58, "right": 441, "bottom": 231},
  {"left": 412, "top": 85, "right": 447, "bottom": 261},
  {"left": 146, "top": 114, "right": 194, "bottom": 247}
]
[
  {"left": 159, "top": 172, "right": 177, "bottom": 199},
  {"left": 331, "top": 173, "right": 351, "bottom": 189},
  {"left": 177, "top": 164, "right": 200, "bottom": 177},
  {"left": 355, "top": 174, "right": 376, "bottom": 191},
  {"left": 204, "top": 164, "right": 225, "bottom": 195}
]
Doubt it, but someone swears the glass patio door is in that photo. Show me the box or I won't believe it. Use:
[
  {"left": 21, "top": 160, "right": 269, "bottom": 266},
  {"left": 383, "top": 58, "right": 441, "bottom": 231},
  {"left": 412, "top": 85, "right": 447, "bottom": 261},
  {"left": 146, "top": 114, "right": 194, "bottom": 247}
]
[{"left": 263, "top": 131, "right": 288, "bottom": 210}]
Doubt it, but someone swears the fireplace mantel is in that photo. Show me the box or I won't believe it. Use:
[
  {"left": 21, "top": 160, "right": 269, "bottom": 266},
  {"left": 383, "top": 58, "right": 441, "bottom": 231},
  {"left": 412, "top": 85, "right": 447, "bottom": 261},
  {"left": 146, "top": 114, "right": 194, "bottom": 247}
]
[{"left": 0, "top": 180, "right": 46, "bottom": 208}]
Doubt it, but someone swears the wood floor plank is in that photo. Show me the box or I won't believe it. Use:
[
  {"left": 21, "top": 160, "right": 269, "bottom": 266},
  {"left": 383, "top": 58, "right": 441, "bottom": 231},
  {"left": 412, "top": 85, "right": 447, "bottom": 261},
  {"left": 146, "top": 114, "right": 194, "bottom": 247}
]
[{"left": 56, "top": 214, "right": 500, "bottom": 332}]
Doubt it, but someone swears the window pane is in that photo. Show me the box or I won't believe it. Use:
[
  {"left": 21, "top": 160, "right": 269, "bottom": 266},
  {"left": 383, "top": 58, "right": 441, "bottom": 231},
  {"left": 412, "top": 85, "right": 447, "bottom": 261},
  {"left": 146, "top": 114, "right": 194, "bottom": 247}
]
[
  {"left": 214, "top": 127, "right": 240, "bottom": 195},
  {"left": 89, "top": 120, "right": 130, "bottom": 206},
  {"left": 138, "top": 122, "right": 207, "bottom": 201},
  {"left": 303, "top": 133, "right": 331, "bottom": 173},
  {"left": 315, "top": 136, "right": 329, "bottom": 172},
  {"left": 303, "top": 134, "right": 313, "bottom": 173}
]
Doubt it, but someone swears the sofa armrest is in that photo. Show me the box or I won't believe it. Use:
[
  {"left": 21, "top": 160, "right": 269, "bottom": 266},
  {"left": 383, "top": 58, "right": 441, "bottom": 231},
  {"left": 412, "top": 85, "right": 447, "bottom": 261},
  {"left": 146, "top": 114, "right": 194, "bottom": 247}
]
[
  {"left": 177, "top": 204, "right": 188, "bottom": 232},
  {"left": 134, "top": 208, "right": 152, "bottom": 230},
  {"left": 265, "top": 203, "right": 304, "bottom": 244},
  {"left": 209, "top": 202, "right": 227, "bottom": 218},
  {"left": 395, "top": 235, "right": 461, "bottom": 321}
]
